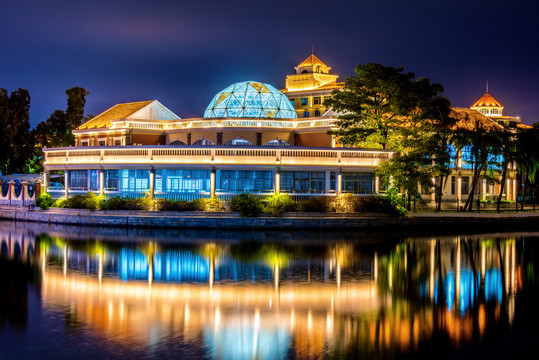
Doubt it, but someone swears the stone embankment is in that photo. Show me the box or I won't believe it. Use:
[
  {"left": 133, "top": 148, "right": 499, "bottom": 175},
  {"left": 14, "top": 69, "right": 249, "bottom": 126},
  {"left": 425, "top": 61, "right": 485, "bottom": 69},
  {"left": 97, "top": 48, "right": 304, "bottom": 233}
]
[{"left": 1, "top": 206, "right": 538, "bottom": 230}]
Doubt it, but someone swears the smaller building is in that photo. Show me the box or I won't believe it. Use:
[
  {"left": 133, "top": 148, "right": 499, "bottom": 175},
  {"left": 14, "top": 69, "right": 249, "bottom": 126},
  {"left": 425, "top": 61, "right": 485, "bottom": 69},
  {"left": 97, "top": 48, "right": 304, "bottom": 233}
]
[{"left": 281, "top": 54, "right": 344, "bottom": 118}]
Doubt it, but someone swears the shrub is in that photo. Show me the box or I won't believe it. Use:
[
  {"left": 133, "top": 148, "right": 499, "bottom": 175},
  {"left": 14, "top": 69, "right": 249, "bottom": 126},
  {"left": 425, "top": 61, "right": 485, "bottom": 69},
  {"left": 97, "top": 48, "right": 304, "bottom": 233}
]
[
  {"left": 155, "top": 199, "right": 194, "bottom": 211},
  {"left": 84, "top": 192, "right": 106, "bottom": 211},
  {"left": 53, "top": 198, "right": 67, "bottom": 208},
  {"left": 229, "top": 193, "right": 264, "bottom": 217},
  {"left": 205, "top": 197, "right": 225, "bottom": 212},
  {"left": 383, "top": 187, "right": 407, "bottom": 217},
  {"left": 298, "top": 197, "right": 330, "bottom": 212},
  {"left": 36, "top": 193, "right": 56, "bottom": 210},
  {"left": 264, "top": 193, "right": 298, "bottom": 215},
  {"left": 328, "top": 193, "right": 358, "bottom": 213}
]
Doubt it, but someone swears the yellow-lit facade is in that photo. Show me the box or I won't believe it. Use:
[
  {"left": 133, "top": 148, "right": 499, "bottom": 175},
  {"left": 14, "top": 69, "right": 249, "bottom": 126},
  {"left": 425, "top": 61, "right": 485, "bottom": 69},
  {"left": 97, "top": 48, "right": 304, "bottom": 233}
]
[{"left": 281, "top": 54, "right": 343, "bottom": 118}]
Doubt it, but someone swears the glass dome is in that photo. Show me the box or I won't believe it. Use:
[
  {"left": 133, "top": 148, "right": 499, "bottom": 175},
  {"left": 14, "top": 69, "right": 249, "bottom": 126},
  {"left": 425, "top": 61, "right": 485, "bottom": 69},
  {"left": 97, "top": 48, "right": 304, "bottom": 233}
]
[{"left": 204, "top": 81, "right": 297, "bottom": 119}]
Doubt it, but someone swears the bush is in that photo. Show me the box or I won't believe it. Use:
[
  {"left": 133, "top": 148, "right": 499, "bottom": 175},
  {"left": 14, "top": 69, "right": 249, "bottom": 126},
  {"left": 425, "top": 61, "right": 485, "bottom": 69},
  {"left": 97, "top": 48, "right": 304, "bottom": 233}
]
[
  {"left": 264, "top": 193, "right": 298, "bottom": 215},
  {"left": 298, "top": 197, "right": 330, "bottom": 212},
  {"left": 328, "top": 193, "right": 358, "bottom": 213},
  {"left": 53, "top": 198, "right": 67, "bottom": 208},
  {"left": 229, "top": 193, "right": 264, "bottom": 217},
  {"left": 155, "top": 199, "right": 196, "bottom": 211},
  {"left": 36, "top": 193, "right": 56, "bottom": 210},
  {"left": 205, "top": 197, "right": 225, "bottom": 212},
  {"left": 383, "top": 187, "right": 407, "bottom": 217},
  {"left": 84, "top": 192, "right": 106, "bottom": 211}
]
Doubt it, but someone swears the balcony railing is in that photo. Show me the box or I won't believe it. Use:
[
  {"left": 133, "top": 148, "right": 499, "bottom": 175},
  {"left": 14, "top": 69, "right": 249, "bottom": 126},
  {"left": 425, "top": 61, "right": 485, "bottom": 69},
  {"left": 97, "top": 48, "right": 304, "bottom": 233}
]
[
  {"left": 43, "top": 146, "right": 392, "bottom": 169},
  {"left": 106, "top": 118, "right": 337, "bottom": 131}
]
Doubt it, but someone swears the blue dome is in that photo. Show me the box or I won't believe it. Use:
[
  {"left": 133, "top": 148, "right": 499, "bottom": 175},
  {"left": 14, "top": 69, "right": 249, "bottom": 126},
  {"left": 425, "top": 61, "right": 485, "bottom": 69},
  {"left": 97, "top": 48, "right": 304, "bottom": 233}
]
[{"left": 204, "top": 81, "right": 297, "bottom": 119}]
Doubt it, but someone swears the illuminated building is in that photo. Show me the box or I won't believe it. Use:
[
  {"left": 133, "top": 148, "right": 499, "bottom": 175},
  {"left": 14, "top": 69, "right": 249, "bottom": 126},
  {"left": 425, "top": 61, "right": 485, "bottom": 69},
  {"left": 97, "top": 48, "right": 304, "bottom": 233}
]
[
  {"left": 42, "top": 67, "right": 391, "bottom": 199},
  {"left": 470, "top": 91, "right": 522, "bottom": 128},
  {"left": 281, "top": 54, "right": 344, "bottom": 118}
]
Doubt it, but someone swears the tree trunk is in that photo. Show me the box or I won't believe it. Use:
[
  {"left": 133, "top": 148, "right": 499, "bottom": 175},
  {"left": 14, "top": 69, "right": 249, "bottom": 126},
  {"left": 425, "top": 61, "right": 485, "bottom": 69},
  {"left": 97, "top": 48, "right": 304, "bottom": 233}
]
[
  {"left": 464, "top": 165, "right": 483, "bottom": 211},
  {"left": 496, "top": 160, "right": 508, "bottom": 213}
]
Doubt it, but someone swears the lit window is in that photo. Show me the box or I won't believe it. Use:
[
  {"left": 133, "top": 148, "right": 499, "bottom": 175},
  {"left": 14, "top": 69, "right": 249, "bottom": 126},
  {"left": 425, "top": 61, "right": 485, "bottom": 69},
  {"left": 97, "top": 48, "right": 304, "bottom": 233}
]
[
  {"left": 264, "top": 139, "right": 291, "bottom": 146},
  {"left": 224, "top": 138, "right": 253, "bottom": 146},
  {"left": 289, "top": 99, "right": 295, "bottom": 106},
  {"left": 114, "top": 140, "right": 121, "bottom": 146},
  {"left": 98, "top": 140, "right": 105, "bottom": 146},
  {"left": 301, "top": 98, "right": 308, "bottom": 106},
  {"left": 313, "top": 97, "right": 321, "bottom": 105},
  {"left": 303, "top": 111, "right": 309, "bottom": 117},
  {"left": 314, "top": 110, "right": 320, "bottom": 117},
  {"left": 81, "top": 141, "right": 89, "bottom": 146},
  {"left": 192, "top": 139, "right": 215, "bottom": 146}
]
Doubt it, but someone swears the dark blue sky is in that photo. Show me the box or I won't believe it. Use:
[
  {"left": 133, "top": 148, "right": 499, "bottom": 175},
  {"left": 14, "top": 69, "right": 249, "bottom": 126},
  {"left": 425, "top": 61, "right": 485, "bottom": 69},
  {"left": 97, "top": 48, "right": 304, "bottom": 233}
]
[{"left": 1, "top": 0, "right": 538, "bottom": 127}]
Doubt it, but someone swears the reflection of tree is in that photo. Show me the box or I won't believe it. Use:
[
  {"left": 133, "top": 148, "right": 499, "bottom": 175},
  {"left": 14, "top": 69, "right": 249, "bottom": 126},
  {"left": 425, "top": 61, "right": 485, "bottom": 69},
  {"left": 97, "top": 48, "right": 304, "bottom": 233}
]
[{"left": 0, "top": 256, "right": 39, "bottom": 331}]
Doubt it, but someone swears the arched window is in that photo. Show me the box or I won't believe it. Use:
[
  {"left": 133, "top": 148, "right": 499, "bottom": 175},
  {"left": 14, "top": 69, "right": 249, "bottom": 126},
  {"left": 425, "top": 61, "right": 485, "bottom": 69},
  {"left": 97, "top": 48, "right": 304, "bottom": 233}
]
[
  {"left": 491, "top": 109, "right": 498, "bottom": 114},
  {"left": 264, "top": 139, "right": 291, "bottom": 146},
  {"left": 169, "top": 140, "right": 186, "bottom": 145},
  {"left": 224, "top": 138, "right": 253, "bottom": 146},
  {"left": 192, "top": 139, "right": 215, "bottom": 146}
]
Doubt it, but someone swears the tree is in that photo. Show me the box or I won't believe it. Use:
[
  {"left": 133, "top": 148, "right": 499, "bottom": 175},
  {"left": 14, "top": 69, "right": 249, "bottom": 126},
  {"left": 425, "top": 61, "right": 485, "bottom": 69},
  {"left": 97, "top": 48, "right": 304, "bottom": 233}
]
[
  {"left": 329, "top": 63, "right": 453, "bottom": 209},
  {"left": 326, "top": 63, "right": 417, "bottom": 150},
  {"left": 0, "top": 88, "right": 33, "bottom": 174},
  {"left": 515, "top": 127, "right": 539, "bottom": 210},
  {"left": 65, "top": 87, "right": 90, "bottom": 146}
]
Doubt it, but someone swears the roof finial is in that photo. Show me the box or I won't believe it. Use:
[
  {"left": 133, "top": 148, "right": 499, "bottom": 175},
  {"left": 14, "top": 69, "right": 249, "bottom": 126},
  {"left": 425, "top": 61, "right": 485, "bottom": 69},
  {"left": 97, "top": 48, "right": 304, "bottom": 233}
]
[
  {"left": 311, "top": 43, "right": 314, "bottom": 55},
  {"left": 486, "top": 80, "right": 489, "bottom": 94}
]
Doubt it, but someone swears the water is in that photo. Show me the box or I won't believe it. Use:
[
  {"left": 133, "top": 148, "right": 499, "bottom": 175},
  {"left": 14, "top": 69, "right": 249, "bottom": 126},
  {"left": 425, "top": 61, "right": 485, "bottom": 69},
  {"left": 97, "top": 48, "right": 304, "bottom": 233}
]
[{"left": 1, "top": 220, "right": 539, "bottom": 359}]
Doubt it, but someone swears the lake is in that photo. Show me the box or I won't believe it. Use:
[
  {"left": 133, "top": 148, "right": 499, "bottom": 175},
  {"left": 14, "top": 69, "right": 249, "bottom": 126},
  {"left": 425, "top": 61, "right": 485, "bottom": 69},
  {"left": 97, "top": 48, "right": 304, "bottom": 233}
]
[{"left": 1, "top": 220, "right": 538, "bottom": 359}]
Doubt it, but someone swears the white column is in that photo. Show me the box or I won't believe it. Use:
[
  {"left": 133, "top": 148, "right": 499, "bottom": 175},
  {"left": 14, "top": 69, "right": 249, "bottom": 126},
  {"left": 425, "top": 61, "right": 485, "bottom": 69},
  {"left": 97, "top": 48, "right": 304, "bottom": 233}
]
[
  {"left": 507, "top": 178, "right": 511, "bottom": 201},
  {"left": 482, "top": 179, "right": 487, "bottom": 201},
  {"left": 99, "top": 169, "right": 105, "bottom": 195},
  {"left": 375, "top": 176, "right": 380, "bottom": 194},
  {"left": 336, "top": 169, "right": 342, "bottom": 195},
  {"left": 64, "top": 171, "right": 69, "bottom": 198},
  {"left": 274, "top": 167, "right": 281, "bottom": 194},
  {"left": 210, "top": 167, "right": 216, "bottom": 198},
  {"left": 512, "top": 178, "right": 517, "bottom": 202},
  {"left": 456, "top": 176, "right": 462, "bottom": 208},
  {"left": 44, "top": 171, "right": 50, "bottom": 193},
  {"left": 149, "top": 168, "right": 155, "bottom": 200}
]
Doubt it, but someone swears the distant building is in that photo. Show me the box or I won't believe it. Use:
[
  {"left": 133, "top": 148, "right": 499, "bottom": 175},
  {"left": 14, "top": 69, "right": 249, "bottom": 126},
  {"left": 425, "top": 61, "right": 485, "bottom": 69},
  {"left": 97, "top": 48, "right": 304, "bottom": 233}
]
[{"left": 281, "top": 54, "right": 344, "bottom": 118}]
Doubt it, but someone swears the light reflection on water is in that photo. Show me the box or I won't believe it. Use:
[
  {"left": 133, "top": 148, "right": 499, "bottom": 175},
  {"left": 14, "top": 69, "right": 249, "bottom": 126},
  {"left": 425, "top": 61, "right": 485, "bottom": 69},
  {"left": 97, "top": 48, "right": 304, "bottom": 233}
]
[{"left": 0, "top": 220, "right": 537, "bottom": 359}]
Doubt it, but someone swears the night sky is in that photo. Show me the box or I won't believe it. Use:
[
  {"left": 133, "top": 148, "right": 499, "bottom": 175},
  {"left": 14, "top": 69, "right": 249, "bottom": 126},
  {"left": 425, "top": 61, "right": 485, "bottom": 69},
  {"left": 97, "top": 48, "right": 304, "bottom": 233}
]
[{"left": 1, "top": 0, "right": 538, "bottom": 127}]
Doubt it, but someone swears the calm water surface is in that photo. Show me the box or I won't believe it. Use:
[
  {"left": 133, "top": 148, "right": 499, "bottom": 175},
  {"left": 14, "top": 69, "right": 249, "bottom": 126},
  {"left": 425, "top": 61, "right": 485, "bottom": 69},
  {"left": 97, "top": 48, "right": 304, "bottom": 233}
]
[{"left": 1, "top": 220, "right": 539, "bottom": 359}]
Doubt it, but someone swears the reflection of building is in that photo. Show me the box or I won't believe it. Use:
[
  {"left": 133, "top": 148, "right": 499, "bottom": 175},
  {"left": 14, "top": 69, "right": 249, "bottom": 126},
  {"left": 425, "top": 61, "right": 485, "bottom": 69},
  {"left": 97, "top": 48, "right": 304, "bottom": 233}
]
[{"left": 42, "top": 58, "right": 391, "bottom": 200}]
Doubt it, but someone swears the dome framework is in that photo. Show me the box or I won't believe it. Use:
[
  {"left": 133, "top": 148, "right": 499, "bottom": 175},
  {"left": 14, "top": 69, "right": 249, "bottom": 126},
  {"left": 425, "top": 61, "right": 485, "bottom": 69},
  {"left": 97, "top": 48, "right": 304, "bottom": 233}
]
[{"left": 204, "top": 81, "right": 297, "bottom": 119}]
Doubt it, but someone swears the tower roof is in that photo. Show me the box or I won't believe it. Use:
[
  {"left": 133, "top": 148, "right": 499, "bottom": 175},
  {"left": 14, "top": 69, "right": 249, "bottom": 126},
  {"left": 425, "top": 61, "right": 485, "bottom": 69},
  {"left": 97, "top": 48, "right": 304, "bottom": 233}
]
[
  {"left": 298, "top": 54, "right": 328, "bottom": 68},
  {"left": 472, "top": 93, "right": 502, "bottom": 107}
]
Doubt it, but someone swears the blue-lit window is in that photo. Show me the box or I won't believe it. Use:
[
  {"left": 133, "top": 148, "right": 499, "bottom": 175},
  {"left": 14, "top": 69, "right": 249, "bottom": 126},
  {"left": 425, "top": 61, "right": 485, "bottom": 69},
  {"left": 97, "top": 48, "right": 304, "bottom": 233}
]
[
  {"left": 447, "top": 144, "right": 457, "bottom": 169},
  {"left": 342, "top": 172, "right": 373, "bottom": 194},
  {"left": 461, "top": 145, "right": 475, "bottom": 169},
  {"left": 155, "top": 169, "right": 210, "bottom": 193},
  {"left": 224, "top": 138, "right": 253, "bottom": 146},
  {"left": 69, "top": 170, "right": 88, "bottom": 190},
  {"left": 281, "top": 171, "right": 325, "bottom": 193},
  {"left": 289, "top": 99, "right": 295, "bottom": 106},
  {"left": 217, "top": 170, "right": 273, "bottom": 193},
  {"left": 301, "top": 98, "right": 308, "bottom": 106},
  {"left": 303, "top": 111, "right": 309, "bottom": 117},
  {"left": 487, "top": 153, "right": 504, "bottom": 170},
  {"left": 111, "top": 169, "right": 150, "bottom": 192}
]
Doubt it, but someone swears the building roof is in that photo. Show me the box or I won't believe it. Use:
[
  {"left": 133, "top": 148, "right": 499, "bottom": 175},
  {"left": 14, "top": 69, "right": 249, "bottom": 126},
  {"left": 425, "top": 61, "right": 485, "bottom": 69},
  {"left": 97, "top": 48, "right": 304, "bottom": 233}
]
[
  {"left": 78, "top": 100, "right": 154, "bottom": 129},
  {"left": 204, "top": 81, "right": 297, "bottom": 119},
  {"left": 517, "top": 123, "right": 533, "bottom": 129},
  {"left": 451, "top": 108, "right": 504, "bottom": 131},
  {"left": 472, "top": 93, "right": 502, "bottom": 107},
  {"left": 298, "top": 54, "right": 328, "bottom": 68}
]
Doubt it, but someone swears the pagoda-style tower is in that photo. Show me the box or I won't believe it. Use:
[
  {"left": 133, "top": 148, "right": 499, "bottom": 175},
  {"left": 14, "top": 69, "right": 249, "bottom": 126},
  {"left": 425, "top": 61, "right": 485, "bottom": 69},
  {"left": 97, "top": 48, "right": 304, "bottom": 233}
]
[
  {"left": 285, "top": 54, "right": 339, "bottom": 91},
  {"left": 470, "top": 93, "right": 504, "bottom": 117}
]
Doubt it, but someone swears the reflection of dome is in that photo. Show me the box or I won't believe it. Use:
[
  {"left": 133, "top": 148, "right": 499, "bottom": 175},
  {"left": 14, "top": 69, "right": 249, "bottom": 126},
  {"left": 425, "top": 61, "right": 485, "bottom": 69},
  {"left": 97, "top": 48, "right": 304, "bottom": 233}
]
[
  {"left": 472, "top": 93, "right": 502, "bottom": 107},
  {"left": 204, "top": 81, "right": 297, "bottom": 119}
]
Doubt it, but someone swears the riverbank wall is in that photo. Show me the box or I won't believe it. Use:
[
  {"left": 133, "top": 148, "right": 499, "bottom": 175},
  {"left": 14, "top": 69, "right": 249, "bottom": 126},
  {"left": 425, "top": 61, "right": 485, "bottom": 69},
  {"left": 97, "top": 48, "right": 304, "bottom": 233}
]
[{"left": 1, "top": 206, "right": 539, "bottom": 231}]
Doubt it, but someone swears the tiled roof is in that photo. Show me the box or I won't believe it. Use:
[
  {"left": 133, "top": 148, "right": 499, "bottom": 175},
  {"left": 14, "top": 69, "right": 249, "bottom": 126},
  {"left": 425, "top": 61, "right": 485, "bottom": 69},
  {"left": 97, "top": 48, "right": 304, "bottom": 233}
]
[
  {"left": 472, "top": 93, "right": 502, "bottom": 107},
  {"left": 451, "top": 108, "right": 504, "bottom": 131},
  {"left": 298, "top": 54, "right": 328, "bottom": 68},
  {"left": 78, "top": 101, "right": 154, "bottom": 129}
]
